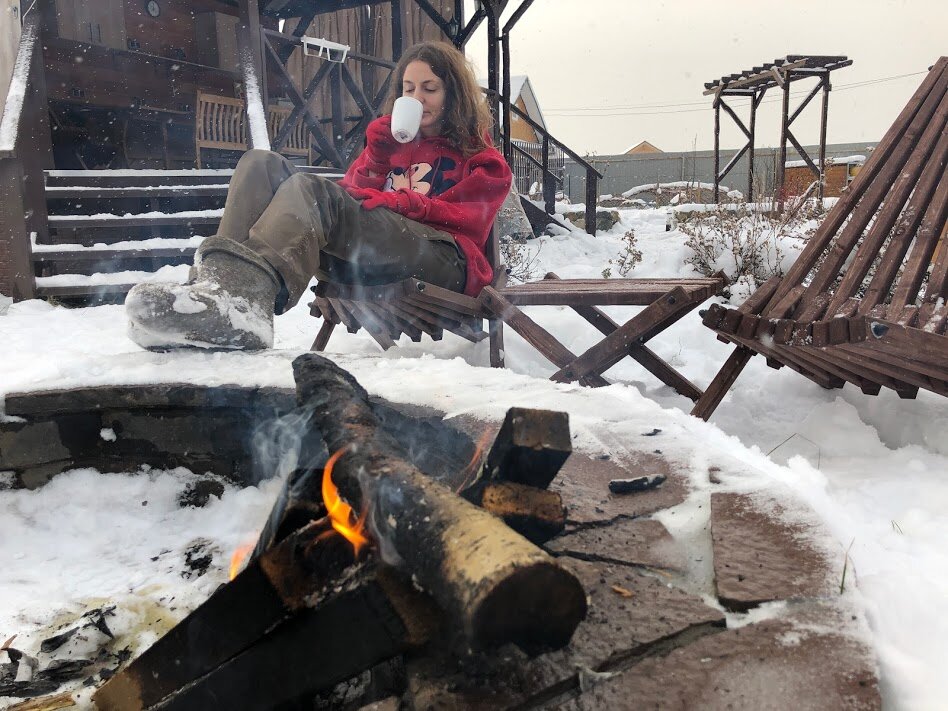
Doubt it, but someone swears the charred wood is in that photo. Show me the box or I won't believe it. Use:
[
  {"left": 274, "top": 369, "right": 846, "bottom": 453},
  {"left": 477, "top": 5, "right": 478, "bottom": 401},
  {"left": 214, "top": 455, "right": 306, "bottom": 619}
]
[{"left": 292, "top": 353, "right": 587, "bottom": 651}]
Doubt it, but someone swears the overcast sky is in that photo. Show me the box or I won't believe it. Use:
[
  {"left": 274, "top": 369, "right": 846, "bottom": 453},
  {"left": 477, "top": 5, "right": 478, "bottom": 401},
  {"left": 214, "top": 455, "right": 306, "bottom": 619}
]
[{"left": 465, "top": 0, "right": 946, "bottom": 156}]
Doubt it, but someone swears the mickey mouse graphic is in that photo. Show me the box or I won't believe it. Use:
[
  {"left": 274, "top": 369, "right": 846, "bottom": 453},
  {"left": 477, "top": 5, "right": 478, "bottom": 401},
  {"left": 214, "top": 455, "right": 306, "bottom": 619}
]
[{"left": 383, "top": 156, "right": 458, "bottom": 197}]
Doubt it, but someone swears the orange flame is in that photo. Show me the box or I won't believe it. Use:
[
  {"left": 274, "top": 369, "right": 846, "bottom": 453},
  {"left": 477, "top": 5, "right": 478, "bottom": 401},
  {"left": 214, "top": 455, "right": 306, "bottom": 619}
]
[
  {"left": 229, "top": 541, "right": 255, "bottom": 581},
  {"left": 322, "top": 446, "right": 370, "bottom": 555},
  {"left": 455, "top": 428, "right": 493, "bottom": 493}
]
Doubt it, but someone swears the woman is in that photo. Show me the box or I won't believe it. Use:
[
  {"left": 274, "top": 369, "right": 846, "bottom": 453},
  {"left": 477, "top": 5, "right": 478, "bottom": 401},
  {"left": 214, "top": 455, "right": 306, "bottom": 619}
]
[{"left": 126, "top": 41, "right": 512, "bottom": 350}]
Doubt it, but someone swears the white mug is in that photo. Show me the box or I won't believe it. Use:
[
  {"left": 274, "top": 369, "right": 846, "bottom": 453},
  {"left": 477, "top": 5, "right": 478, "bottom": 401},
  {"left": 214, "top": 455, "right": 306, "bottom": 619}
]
[{"left": 391, "top": 96, "right": 424, "bottom": 143}]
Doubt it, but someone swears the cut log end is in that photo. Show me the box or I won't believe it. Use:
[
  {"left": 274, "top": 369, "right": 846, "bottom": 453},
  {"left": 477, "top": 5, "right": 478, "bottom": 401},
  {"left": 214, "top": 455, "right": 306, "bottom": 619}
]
[{"left": 472, "top": 561, "right": 587, "bottom": 652}]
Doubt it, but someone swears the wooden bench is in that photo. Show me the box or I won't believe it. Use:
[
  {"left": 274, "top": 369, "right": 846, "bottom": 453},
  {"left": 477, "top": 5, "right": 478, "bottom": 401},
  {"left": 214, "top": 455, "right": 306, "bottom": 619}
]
[
  {"left": 310, "top": 228, "right": 724, "bottom": 399},
  {"left": 692, "top": 57, "right": 948, "bottom": 419},
  {"left": 195, "top": 91, "right": 312, "bottom": 167}
]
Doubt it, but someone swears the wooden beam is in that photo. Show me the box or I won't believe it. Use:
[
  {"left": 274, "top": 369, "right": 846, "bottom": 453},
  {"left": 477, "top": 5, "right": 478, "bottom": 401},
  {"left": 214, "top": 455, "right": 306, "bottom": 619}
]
[{"left": 690, "top": 346, "right": 755, "bottom": 420}]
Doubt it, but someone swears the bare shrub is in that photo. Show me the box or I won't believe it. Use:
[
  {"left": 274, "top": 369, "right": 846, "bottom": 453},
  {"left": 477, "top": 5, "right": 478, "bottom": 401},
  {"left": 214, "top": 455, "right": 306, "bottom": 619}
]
[
  {"left": 501, "top": 235, "right": 541, "bottom": 283},
  {"left": 602, "top": 229, "right": 642, "bottom": 278},
  {"left": 679, "top": 199, "right": 818, "bottom": 296}
]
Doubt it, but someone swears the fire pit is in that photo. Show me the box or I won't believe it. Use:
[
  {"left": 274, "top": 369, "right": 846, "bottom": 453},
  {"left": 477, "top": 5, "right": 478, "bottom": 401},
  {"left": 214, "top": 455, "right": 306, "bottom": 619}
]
[{"left": 0, "top": 357, "right": 882, "bottom": 710}]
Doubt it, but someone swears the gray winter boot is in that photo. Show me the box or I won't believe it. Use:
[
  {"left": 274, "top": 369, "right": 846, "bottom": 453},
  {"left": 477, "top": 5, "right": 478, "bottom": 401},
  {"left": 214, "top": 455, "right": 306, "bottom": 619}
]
[{"left": 125, "top": 236, "right": 281, "bottom": 350}]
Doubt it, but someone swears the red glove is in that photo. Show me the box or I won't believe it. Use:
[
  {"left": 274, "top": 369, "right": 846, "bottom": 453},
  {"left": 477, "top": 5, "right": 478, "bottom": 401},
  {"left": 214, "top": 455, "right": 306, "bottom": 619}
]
[
  {"left": 356, "top": 188, "right": 428, "bottom": 220},
  {"left": 363, "top": 116, "right": 400, "bottom": 171},
  {"left": 345, "top": 186, "right": 379, "bottom": 202}
]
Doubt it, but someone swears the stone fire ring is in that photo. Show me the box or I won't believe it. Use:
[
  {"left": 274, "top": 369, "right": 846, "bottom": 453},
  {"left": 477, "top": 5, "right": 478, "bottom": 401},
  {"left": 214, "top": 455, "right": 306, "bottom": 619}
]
[{"left": 0, "top": 384, "right": 881, "bottom": 708}]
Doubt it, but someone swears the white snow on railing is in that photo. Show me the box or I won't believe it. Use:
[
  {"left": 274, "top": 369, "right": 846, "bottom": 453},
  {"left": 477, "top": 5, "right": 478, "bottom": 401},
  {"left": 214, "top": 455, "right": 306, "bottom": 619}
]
[
  {"left": 241, "top": 48, "right": 272, "bottom": 151},
  {"left": 0, "top": 17, "right": 37, "bottom": 153}
]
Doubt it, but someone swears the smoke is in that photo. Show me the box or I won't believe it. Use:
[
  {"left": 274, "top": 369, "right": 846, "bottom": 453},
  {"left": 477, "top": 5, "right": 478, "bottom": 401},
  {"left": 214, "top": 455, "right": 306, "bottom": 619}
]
[{"left": 249, "top": 404, "right": 327, "bottom": 485}]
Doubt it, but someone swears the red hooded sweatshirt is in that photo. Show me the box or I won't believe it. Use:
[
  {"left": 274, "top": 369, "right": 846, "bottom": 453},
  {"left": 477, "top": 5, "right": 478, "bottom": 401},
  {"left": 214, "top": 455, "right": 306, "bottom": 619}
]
[{"left": 339, "top": 117, "right": 512, "bottom": 297}]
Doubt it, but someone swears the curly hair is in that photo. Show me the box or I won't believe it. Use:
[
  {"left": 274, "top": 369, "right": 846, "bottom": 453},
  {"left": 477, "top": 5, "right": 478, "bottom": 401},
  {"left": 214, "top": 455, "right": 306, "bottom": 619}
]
[{"left": 385, "top": 42, "right": 494, "bottom": 157}]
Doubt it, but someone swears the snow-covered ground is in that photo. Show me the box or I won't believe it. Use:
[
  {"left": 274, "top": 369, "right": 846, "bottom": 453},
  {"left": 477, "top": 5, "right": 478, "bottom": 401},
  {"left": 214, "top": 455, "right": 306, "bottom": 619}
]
[{"left": 1, "top": 207, "right": 945, "bottom": 710}]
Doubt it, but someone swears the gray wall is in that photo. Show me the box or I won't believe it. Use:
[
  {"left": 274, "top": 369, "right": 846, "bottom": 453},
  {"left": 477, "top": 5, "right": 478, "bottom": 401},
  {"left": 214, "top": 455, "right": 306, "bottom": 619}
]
[{"left": 564, "top": 142, "right": 878, "bottom": 203}]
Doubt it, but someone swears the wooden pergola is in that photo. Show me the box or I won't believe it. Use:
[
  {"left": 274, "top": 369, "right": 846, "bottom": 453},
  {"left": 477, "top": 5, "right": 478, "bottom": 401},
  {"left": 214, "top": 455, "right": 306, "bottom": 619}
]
[{"left": 704, "top": 55, "right": 852, "bottom": 201}]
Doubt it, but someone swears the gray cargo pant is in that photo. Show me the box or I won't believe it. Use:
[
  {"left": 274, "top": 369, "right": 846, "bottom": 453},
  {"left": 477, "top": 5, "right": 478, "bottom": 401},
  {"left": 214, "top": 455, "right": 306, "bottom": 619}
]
[{"left": 210, "top": 149, "right": 466, "bottom": 314}]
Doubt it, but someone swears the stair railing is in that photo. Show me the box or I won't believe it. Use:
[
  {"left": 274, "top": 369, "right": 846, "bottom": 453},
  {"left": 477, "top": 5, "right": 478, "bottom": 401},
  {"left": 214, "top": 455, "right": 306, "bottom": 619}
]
[
  {"left": 0, "top": 8, "right": 53, "bottom": 300},
  {"left": 483, "top": 88, "right": 603, "bottom": 235}
]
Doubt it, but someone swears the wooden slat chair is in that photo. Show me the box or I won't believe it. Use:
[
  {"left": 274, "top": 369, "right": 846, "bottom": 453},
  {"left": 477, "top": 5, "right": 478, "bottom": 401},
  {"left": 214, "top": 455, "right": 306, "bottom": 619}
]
[
  {"left": 309, "top": 227, "right": 724, "bottom": 399},
  {"left": 195, "top": 91, "right": 248, "bottom": 168},
  {"left": 267, "top": 105, "right": 311, "bottom": 160},
  {"left": 692, "top": 57, "right": 948, "bottom": 420}
]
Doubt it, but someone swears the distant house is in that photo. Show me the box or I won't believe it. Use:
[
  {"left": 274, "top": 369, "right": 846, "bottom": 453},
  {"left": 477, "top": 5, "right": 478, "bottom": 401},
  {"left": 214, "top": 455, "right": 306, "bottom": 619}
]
[
  {"left": 478, "top": 74, "right": 562, "bottom": 194},
  {"left": 478, "top": 74, "right": 546, "bottom": 141},
  {"left": 784, "top": 154, "right": 867, "bottom": 198},
  {"left": 624, "top": 141, "right": 663, "bottom": 155}
]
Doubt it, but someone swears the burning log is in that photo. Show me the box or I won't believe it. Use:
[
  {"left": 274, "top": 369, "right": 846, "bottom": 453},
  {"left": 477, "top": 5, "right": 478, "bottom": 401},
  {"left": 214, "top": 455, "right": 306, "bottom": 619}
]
[
  {"left": 93, "top": 520, "right": 438, "bottom": 711},
  {"left": 292, "top": 353, "right": 587, "bottom": 651}
]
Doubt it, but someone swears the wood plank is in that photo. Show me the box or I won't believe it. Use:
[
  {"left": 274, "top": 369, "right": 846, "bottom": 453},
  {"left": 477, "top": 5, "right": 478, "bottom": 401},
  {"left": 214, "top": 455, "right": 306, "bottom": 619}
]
[
  {"left": 835, "top": 341, "right": 948, "bottom": 387},
  {"left": 829, "top": 94, "right": 948, "bottom": 315},
  {"left": 311, "top": 319, "right": 335, "bottom": 351},
  {"left": 478, "top": 286, "right": 609, "bottom": 387},
  {"left": 570, "top": 302, "right": 704, "bottom": 400},
  {"left": 32, "top": 247, "right": 196, "bottom": 262},
  {"left": 765, "top": 58, "right": 948, "bottom": 311},
  {"left": 45, "top": 185, "right": 229, "bottom": 199},
  {"left": 889, "top": 167, "right": 948, "bottom": 312},
  {"left": 48, "top": 215, "right": 221, "bottom": 229},
  {"left": 690, "top": 346, "right": 755, "bottom": 420},
  {"left": 862, "top": 317, "right": 948, "bottom": 369},
  {"left": 497, "top": 278, "right": 719, "bottom": 307},
  {"left": 345, "top": 301, "right": 396, "bottom": 349},
  {"left": 550, "top": 287, "right": 693, "bottom": 383}
]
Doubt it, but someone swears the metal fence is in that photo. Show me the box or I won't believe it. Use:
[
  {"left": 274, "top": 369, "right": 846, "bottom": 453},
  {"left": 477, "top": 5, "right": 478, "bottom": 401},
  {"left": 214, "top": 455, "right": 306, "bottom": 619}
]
[
  {"left": 563, "top": 142, "right": 877, "bottom": 204},
  {"left": 509, "top": 139, "right": 565, "bottom": 196}
]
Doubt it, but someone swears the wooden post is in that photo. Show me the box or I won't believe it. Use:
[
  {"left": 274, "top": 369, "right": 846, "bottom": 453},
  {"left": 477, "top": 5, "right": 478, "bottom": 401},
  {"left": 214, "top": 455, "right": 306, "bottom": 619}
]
[
  {"left": 747, "top": 90, "right": 762, "bottom": 201},
  {"left": 501, "top": 31, "right": 512, "bottom": 162},
  {"left": 330, "top": 63, "right": 345, "bottom": 155},
  {"left": 818, "top": 75, "right": 831, "bottom": 201},
  {"left": 713, "top": 91, "right": 721, "bottom": 203},
  {"left": 391, "top": 0, "right": 403, "bottom": 61},
  {"left": 777, "top": 72, "right": 792, "bottom": 207},
  {"left": 0, "top": 10, "right": 51, "bottom": 300},
  {"left": 585, "top": 170, "right": 598, "bottom": 236},
  {"left": 485, "top": 1, "right": 500, "bottom": 143},
  {"left": 542, "top": 134, "right": 554, "bottom": 214},
  {"left": 452, "top": 0, "right": 465, "bottom": 47}
]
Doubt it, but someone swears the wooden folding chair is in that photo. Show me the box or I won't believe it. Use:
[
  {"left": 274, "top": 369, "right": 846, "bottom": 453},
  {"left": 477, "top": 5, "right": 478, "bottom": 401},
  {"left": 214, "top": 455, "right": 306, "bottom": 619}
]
[
  {"left": 309, "top": 228, "right": 724, "bottom": 400},
  {"left": 692, "top": 57, "right": 948, "bottom": 420}
]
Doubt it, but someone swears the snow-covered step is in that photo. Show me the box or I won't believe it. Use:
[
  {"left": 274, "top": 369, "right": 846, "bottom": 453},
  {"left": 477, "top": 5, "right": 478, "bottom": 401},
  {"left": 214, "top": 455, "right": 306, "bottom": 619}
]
[
  {"left": 45, "top": 185, "right": 230, "bottom": 200},
  {"left": 44, "top": 169, "right": 235, "bottom": 188},
  {"left": 47, "top": 210, "right": 223, "bottom": 230},
  {"left": 32, "top": 246, "right": 196, "bottom": 263}
]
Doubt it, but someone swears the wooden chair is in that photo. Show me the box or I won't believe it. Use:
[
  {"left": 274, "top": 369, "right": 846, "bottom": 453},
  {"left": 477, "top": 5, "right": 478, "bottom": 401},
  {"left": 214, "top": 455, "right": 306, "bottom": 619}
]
[
  {"left": 267, "top": 105, "right": 311, "bottom": 160},
  {"left": 309, "top": 228, "right": 724, "bottom": 399},
  {"left": 195, "top": 91, "right": 248, "bottom": 168},
  {"left": 692, "top": 57, "right": 948, "bottom": 420}
]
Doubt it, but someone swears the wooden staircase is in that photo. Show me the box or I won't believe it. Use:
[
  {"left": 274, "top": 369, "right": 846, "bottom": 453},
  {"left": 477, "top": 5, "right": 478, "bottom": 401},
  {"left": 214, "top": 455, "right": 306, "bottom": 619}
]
[{"left": 33, "top": 169, "right": 231, "bottom": 303}]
